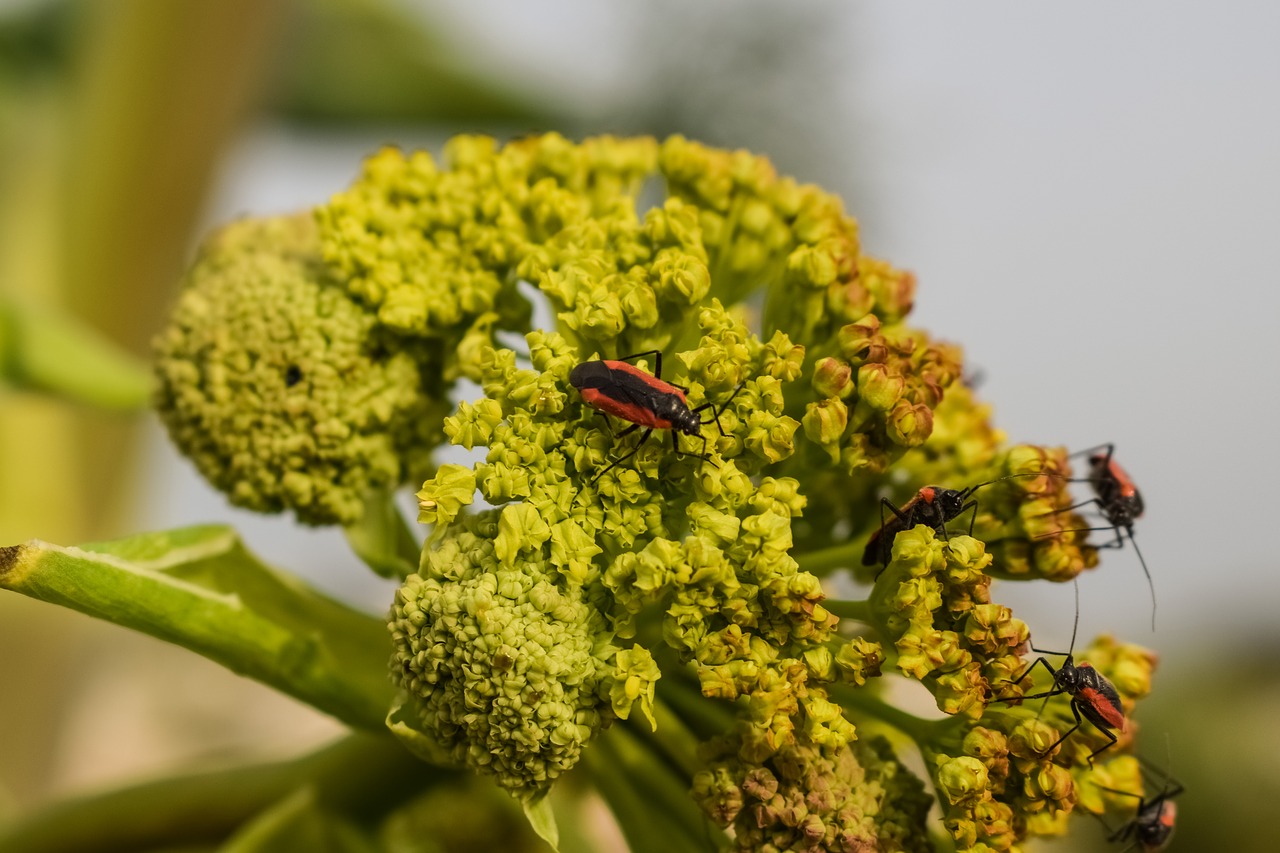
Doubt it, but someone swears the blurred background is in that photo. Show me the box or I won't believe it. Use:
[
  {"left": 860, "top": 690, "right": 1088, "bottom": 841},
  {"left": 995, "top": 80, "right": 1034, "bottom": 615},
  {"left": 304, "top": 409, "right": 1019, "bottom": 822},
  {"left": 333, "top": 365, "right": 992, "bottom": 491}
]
[{"left": 1, "top": 1, "right": 1277, "bottom": 849}]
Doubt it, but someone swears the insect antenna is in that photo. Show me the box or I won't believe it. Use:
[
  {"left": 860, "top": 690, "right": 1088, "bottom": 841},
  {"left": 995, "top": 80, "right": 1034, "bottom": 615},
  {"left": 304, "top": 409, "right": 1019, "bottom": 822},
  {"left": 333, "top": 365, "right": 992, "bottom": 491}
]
[
  {"left": 1030, "top": 579, "right": 1080, "bottom": 730},
  {"left": 1126, "top": 529, "right": 1156, "bottom": 631},
  {"left": 958, "top": 470, "right": 1066, "bottom": 500},
  {"left": 1068, "top": 577, "right": 1080, "bottom": 656}
]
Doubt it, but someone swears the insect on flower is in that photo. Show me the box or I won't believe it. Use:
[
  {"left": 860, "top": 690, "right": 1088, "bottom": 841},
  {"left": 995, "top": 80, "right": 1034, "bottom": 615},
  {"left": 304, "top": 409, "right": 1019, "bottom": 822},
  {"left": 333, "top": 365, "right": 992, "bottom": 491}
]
[
  {"left": 862, "top": 472, "right": 1058, "bottom": 568},
  {"left": 1096, "top": 758, "right": 1183, "bottom": 852},
  {"left": 1040, "top": 443, "right": 1155, "bottom": 628},
  {"left": 994, "top": 582, "right": 1126, "bottom": 765},
  {"left": 569, "top": 350, "right": 744, "bottom": 484}
]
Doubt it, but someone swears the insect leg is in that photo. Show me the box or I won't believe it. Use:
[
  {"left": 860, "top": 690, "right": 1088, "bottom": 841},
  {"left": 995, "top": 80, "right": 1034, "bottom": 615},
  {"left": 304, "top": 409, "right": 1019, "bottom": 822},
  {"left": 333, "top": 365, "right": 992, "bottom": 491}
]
[
  {"left": 1035, "top": 497, "right": 1106, "bottom": 518},
  {"left": 1068, "top": 443, "right": 1116, "bottom": 462},
  {"left": 589, "top": 428, "right": 653, "bottom": 484},
  {"left": 1084, "top": 715, "right": 1120, "bottom": 765},
  {"left": 1036, "top": 699, "right": 1085, "bottom": 757},
  {"left": 617, "top": 350, "right": 664, "bottom": 378},
  {"left": 957, "top": 498, "right": 979, "bottom": 537}
]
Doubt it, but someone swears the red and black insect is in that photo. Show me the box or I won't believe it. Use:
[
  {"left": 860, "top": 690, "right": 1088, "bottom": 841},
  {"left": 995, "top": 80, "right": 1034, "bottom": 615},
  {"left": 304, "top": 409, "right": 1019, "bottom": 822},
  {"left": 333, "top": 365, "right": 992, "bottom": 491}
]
[
  {"left": 1044, "top": 443, "right": 1155, "bottom": 627},
  {"left": 569, "top": 350, "right": 744, "bottom": 484},
  {"left": 995, "top": 582, "right": 1126, "bottom": 765},
  {"left": 1097, "top": 760, "right": 1182, "bottom": 852},
  {"left": 862, "top": 473, "right": 1055, "bottom": 568}
]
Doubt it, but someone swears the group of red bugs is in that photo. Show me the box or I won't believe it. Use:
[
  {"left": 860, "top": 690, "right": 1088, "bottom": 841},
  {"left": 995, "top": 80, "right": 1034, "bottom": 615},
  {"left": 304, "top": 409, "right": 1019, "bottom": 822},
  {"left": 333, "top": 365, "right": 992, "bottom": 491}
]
[{"left": 569, "top": 352, "right": 1180, "bottom": 851}]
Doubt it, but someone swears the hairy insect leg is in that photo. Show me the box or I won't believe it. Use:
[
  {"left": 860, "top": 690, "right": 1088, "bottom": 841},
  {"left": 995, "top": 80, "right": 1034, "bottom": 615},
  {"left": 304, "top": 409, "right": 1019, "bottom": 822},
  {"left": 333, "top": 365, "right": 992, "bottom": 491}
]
[{"left": 956, "top": 498, "right": 978, "bottom": 537}]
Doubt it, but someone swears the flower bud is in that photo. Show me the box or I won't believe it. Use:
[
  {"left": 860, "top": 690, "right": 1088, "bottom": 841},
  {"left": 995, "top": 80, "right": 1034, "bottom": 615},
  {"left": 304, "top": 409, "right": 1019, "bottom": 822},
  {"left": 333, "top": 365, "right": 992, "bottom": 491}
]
[
  {"left": 837, "top": 314, "right": 881, "bottom": 361},
  {"left": 416, "top": 464, "right": 476, "bottom": 527},
  {"left": 812, "top": 356, "right": 854, "bottom": 399},
  {"left": 887, "top": 399, "right": 934, "bottom": 446},
  {"left": 936, "top": 756, "right": 990, "bottom": 805},
  {"left": 802, "top": 399, "right": 849, "bottom": 449},
  {"left": 494, "top": 503, "right": 552, "bottom": 565},
  {"left": 857, "top": 363, "right": 905, "bottom": 411}
]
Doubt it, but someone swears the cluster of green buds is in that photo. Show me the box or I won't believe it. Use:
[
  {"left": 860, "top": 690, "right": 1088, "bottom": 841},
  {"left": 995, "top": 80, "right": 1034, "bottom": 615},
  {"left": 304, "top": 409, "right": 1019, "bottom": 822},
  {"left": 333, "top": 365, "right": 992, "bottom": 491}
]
[{"left": 153, "top": 132, "right": 1164, "bottom": 850}]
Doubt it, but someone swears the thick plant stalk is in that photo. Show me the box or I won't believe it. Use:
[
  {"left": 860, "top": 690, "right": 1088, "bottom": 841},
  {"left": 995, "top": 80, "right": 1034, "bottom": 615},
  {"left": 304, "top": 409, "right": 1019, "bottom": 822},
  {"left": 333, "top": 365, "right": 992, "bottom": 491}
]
[{"left": 0, "top": 526, "right": 393, "bottom": 731}]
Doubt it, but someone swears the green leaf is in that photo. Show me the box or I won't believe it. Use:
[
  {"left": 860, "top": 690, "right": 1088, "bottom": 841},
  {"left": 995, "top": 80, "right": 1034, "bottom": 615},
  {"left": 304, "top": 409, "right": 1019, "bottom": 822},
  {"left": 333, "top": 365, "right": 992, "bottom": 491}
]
[
  {"left": 0, "top": 525, "right": 392, "bottom": 730},
  {"left": 0, "top": 294, "right": 151, "bottom": 411},
  {"left": 521, "top": 793, "right": 560, "bottom": 853},
  {"left": 343, "top": 489, "right": 419, "bottom": 579}
]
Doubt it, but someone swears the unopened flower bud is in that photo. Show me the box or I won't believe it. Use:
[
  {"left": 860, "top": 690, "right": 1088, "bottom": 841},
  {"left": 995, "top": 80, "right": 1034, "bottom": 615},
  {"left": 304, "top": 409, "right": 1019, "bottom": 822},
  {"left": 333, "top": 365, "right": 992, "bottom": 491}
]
[
  {"left": 416, "top": 464, "right": 476, "bottom": 527},
  {"left": 837, "top": 314, "right": 881, "bottom": 362},
  {"left": 802, "top": 398, "right": 849, "bottom": 449},
  {"left": 812, "top": 356, "right": 854, "bottom": 398},
  {"left": 857, "top": 363, "right": 905, "bottom": 411},
  {"left": 936, "top": 756, "right": 990, "bottom": 805},
  {"left": 888, "top": 399, "right": 934, "bottom": 446}
]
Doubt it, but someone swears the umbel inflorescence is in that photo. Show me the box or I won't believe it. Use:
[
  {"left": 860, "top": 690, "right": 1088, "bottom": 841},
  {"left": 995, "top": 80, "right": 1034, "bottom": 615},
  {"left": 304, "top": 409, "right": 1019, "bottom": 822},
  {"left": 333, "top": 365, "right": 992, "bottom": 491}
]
[{"left": 154, "top": 134, "right": 1163, "bottom": 852}]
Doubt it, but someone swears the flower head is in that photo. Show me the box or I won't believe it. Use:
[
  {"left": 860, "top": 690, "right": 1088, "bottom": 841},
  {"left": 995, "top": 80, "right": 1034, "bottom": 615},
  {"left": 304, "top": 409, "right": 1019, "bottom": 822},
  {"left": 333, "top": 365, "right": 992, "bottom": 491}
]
[{"left": 153, "top": 213, "right": 443, "bottom": 525}]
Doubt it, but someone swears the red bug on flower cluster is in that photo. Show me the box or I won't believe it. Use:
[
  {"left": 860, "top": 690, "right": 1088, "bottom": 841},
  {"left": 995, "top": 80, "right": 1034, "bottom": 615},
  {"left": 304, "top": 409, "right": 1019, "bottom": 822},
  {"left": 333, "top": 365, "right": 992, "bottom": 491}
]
[
  {"left": 995, "top": 582, "right": 1127, "bottom": 765},
  {"left": 569, "top": 350, "right": 743, "bottom": 484}
]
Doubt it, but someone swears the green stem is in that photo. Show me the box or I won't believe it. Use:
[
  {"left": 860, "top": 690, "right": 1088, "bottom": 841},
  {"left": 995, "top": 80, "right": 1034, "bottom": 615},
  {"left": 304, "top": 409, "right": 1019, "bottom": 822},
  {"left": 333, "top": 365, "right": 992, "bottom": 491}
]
[
  {"left": 653, "top": 663, "right": 736, "bottom": 741},
  {"left": 628, "top": 695, "right": 703, "bottom": 779},
  {"left": 587, "top": 727, "right": 718, "bottom": 853},
  {"left": 0, "top": 526, "right": 393, "bottom": 730},
  {"left": 0, "top": 295, "right": 152, "bottom": 411},
  {"left": 794, "top": 540, "right": 861, "bottom": 576},
  {"left": 832, "top": 685, "right": 941, "bottom": 746},
  {"left": 825, "top": 598, "right": 871, "bottom": 622},
  {"left": 343, "top": 488, "right": 421, "bottom": 579},
  {"left": 0, "top": 733, "right": 449, "bottom": 853}
]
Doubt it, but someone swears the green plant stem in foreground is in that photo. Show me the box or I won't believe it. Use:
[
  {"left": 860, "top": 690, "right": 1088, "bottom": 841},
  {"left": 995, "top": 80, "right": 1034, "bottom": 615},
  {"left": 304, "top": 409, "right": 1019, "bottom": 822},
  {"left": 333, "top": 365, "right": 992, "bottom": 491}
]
[
  {"left": 0, "top": 734, "right": 446, "bottom": 853},
  {"left": 832, "top": 685, "right": 948, "bottom": 747},
  {"left": 342, "top": 489, "right": 422, "bottom": 580},
  {"left": 630, "top": 695, "right": 704, "bottom": 779},
  {"left": 824, "top": 598, "right": 871, "bottom": 622},
  {"left": 0, "top": 295, "right": 152, "bottom": 411},
  {"left": 586, "top": 726, "right": 720, "bottom": 853},
  {"left": 793, "top": 540, "right": 862, "bottom": 577},
  {"left": 0, "top": 526, "right": 394, "bottom": 730}
]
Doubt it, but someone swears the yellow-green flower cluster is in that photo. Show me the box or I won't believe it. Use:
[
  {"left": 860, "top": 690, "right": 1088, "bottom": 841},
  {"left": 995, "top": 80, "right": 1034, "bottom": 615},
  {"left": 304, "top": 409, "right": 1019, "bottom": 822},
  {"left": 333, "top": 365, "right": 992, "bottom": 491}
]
[
  {"left": 417, "top": 310, "right": 863, "bottom": 767},
  {"left": 866, "top": 526, "right": 1032, "bottom": 718},
  {"left": 153, "top": 132, "right": 1166, "bottom": 847},
  {"left": 153, "top": 213, "right": 443, "bottom": 525},
  {"left": 317, "top": 134, "right": 657, "bottom": 367},
  {"left": 389, "top": 511, "right": 660, "bottom": 799},
  {"left": 969, "top": 445, "right": 1100, "bottom": 581},
  {"left": 657, "top": 137, "right": 955, "bottom": 482},
  {"left": 692, "top": 730, "right": 932, "bottom": 853},
  {"left": 915, "top": 633, "right": 1156, "bottom": 851},
  {"left": 924, "top": 717, "right": 1076, "bottom": 851},
  {"left": 795, "top": 280, "right": 964, "bottom": 476}
]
